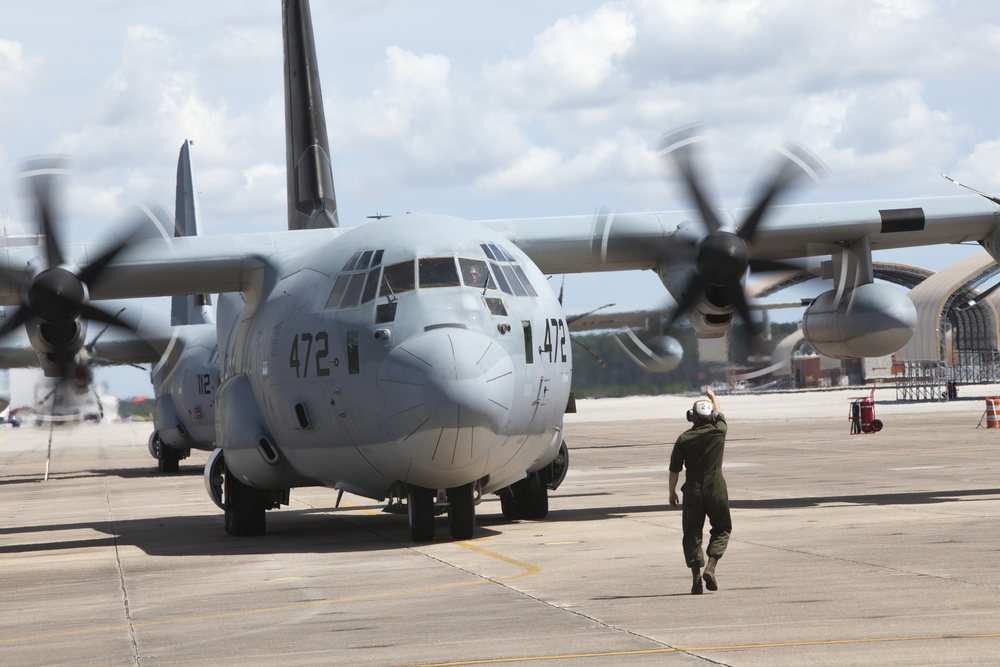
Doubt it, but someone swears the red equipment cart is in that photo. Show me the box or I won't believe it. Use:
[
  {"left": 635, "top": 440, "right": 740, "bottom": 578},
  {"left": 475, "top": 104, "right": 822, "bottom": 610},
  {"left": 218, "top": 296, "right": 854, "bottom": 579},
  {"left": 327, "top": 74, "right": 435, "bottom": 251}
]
[{"left": 849, "top": 387, "right": 882, "bottom": 434}]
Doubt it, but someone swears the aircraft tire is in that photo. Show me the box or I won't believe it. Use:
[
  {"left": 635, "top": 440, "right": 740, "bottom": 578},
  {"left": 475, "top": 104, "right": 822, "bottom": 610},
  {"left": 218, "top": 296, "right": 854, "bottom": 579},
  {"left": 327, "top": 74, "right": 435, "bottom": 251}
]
[
  {"left": 205, "top": 449, "right": 225, "bottom": 510},
  {"left": 499, "top": 488, "right": 517, "bottom": 518},
  {"left": 224, "top": 467, "right": 266, "bottom": 537},
  {"left": 158, "top": 445, "right": 181, "bottom": 473},
  {"left": 408, "top": 486, "right": 435, "bottom": 542},
  {"left": 148, "top": 430, "right": 161, "bottom": 460},
  {"left": 447, "top": 483, "right": 475, "bottom": 540},
  {"left": 512, "top": 471, "right": 548, "bottom": 520}
]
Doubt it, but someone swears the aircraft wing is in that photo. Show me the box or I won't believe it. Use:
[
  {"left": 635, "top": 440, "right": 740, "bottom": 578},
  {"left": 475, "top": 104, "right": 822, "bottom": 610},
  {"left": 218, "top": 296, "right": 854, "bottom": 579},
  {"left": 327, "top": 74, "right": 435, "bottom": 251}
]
[
  {"left": 481, "top": 194, "right": 999, "bottom": 274},
  {"left": 0, "top": 194, "right": 992, "bottom": 305},
  {"left": 0, "top": 228, "right": 343, "bottom": 306}
]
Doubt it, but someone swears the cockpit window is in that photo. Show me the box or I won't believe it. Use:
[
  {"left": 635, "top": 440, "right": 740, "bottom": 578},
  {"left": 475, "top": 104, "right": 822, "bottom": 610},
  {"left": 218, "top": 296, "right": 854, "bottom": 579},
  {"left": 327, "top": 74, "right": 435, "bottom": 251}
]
[
  {"left": 341, "top": 273, "right": 367, "bottom": 307},
  {"left": 459, "top": 258, "right": 489, "bottom": 288},
  {"left": 419, "top": 257, "right": 460, "bottom": 288},
  {"left": 489, "top": 261, "right": 513, "bottom": 294},
  {"left": 512, "top": 265, "right": 538, "bottom": 297},
  {"left": 325, "top": 274, "right": 351, "bottom": 309},
  {"left": 475, "top": 242, "right": 539, "bottom": 297},
  {"left": 343, "top": 251, "right": 363, "bottom": 271},
  {"left": 361, "top": 267, "right": 381, "bottom": 303},
  {"left": 358, "top": 250, "right": 374, "bottom": 270},
  {"left": 484, "top": 297, "right": 507, "bottom": 316},
  {"left": 501, "top": 264, "right": 528, "bottom": 297},
  {"left": 327, "top": 248, "right": 388, "bottom": 309},
  {"left": 380, "top": 260, "right": 416, "bottom": 297}
]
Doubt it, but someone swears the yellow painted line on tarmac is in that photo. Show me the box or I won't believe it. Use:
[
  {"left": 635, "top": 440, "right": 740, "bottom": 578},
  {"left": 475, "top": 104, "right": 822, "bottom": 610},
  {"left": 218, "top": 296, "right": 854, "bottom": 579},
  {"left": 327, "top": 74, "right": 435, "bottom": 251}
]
[
  {"left": 0, "top": 537, "right": 540, "bottom": 646},
  {"left": 407, "top": 632, "right": 1000, "bottom": 666},
  {"left": 456, "top": 540, "right": 541, "bottom": 581}
]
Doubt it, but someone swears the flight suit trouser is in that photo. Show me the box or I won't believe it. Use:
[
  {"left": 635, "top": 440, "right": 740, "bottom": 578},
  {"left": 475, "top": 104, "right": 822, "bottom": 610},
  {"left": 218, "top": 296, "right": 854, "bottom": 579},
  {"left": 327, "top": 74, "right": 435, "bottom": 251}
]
[{"left": 680, "top": 476, "right": 732, "bottom": 569}]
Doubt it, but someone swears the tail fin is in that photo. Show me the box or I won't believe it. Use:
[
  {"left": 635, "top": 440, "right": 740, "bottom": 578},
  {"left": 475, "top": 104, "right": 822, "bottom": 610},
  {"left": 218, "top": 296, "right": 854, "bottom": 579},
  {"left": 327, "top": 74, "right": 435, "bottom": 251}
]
[
  {"left": 172, "top": 139, "right": 214, "bottom": 326},
  {"left": 283, "top": 0, "right": 339, "bottom": 230}
]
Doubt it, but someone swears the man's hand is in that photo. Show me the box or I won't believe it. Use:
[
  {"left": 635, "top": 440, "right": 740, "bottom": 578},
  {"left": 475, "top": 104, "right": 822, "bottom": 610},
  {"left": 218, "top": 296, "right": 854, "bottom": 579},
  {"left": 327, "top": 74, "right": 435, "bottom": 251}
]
[
  {"left": 706, "top": 386, "right": 715, "bottom": 400},
  {"left": 669, "top": 490, "right": 679, "bottom": 506}
]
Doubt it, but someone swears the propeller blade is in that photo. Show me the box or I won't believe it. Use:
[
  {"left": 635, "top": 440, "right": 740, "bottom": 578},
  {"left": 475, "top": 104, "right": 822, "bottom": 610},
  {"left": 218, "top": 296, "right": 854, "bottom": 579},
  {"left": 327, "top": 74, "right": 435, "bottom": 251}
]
[
  {"left": 570, "top": 337, "right": 606, "bottom": 367},
  {"left": 748, "top": 258, "right": 808, "bottom": 274},
  {"left": 731, "top": 286, "right": 757, "bottom": 338},
  {"left": 657, "top": 232, "right": 701, "bottom": 267},
  {"left": 85, "top": 308, "right": 125, "bottom": 351},
  {"left": 77, "top": 220, "right": 148, "bottom": 286},
  {"left": 660, "top": 125, "right": 724, "bottom": 234},
  {"left": 664, "top": 272, "right": 708, "bottom": 329},
  {"left": 22, "top": 158, "right": 69, "bottom": 270},
  {"left": 958, "top": 278, "right": 1000, "bottom": 310},
  {"left": 738, "top": 143, "right": 826, "bottom": 242},
  {"left": 79, "top": 303, "right": 138, "bottom": 332},
  {"left": 656, "top": 130, "right": 822, "bottom": 354}
]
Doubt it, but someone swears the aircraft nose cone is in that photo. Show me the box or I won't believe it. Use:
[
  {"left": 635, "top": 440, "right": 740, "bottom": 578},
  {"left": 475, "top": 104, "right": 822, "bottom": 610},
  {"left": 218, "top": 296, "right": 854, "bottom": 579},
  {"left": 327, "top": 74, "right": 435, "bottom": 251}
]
[{"left": 378, "top": 327, "right": 515, "bottom": 470}]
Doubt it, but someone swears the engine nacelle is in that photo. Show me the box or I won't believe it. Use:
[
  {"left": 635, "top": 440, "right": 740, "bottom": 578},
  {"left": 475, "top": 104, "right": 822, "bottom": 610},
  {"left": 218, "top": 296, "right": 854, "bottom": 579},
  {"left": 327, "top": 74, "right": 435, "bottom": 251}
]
[
  {"left": 684, "top": 309, "right": 731, "bottom": 339},
  {"left": 658, "top": 263, "right": 740, "bottom": 340},
  {"left": 25, "top": 319, "right": 93, "bottom": 384},
  {"left": 802, "top": 283, "right": 916, "bottom": 359}
]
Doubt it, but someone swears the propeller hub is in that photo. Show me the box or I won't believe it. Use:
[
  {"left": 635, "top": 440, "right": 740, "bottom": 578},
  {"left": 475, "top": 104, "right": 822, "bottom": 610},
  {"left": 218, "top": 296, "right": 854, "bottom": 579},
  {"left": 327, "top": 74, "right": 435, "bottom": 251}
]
[
  {"left": 28, "top": 268, "right": 85, "bottom": 323},
  {"left": 697, "top": 232, "right": 748, "bottom": 285}
]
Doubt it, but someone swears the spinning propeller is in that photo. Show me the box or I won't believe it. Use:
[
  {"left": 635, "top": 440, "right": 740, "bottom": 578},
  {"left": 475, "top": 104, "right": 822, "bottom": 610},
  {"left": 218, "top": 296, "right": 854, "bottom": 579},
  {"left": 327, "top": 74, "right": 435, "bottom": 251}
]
[
  {"left": 0, "top": 158, "right": 147, "bottom": 380},
  {"left": 659, "top": 126, "right": 825, "bottom": 339}
]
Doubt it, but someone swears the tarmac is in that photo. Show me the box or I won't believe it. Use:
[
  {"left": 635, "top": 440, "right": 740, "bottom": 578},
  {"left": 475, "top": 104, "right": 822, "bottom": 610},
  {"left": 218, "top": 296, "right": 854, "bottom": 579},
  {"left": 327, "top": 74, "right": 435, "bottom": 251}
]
[{"left": 1, "top": 384, "right": 999, "bottom": 666}]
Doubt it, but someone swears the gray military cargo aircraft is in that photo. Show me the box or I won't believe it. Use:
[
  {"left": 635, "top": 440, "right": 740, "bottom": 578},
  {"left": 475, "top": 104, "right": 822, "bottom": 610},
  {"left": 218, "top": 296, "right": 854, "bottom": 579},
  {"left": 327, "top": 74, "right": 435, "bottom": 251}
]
[
  {"left": 2, "top": 0, "right": 1000, "bottom": 542},
  {"left": 147, "top": 139, "right": 219, "bottom": 473}
]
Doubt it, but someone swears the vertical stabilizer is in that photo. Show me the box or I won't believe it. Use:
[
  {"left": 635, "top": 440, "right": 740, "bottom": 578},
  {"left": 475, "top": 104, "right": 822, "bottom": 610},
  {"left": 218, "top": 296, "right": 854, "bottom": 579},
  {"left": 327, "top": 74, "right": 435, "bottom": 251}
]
[
  {"left": 173, "top": 140, "right": 214, "bottom": 325},
  {"left": 283, "top": 0, "right": 339, "bottom": 230}
]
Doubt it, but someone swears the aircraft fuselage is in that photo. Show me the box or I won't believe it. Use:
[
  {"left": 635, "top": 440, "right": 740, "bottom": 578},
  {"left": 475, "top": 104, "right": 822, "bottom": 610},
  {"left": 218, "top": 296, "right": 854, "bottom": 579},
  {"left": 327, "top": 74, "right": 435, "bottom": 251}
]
[{"left": 217, "top": 214, "right": 572, "bottom": 503}]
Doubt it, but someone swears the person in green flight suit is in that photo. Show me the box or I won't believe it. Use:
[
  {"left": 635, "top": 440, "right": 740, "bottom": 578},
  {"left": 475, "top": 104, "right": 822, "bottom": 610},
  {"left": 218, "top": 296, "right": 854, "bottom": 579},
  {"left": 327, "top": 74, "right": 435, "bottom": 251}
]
[{"left": 668, "top": 386, "right": 731, "bottom": 595}]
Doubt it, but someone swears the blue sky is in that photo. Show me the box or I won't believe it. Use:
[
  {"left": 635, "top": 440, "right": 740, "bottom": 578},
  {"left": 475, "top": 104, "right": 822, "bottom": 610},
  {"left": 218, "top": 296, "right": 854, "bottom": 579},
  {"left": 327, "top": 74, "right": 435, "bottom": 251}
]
[{"left": 3, "top": 1, "right": 1000, "bottom": 397}]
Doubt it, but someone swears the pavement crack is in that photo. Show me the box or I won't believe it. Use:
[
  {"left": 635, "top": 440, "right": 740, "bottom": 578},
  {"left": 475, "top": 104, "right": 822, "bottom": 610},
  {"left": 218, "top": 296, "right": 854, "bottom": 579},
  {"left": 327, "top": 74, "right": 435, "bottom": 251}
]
[{"left": 106, "top": 478, "right": 141, "bottom": 666}]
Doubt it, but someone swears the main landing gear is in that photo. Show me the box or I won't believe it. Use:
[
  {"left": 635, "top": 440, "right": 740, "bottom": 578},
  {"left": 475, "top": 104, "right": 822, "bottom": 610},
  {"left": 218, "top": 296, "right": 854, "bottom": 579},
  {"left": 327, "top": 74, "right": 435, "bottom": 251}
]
[
  {"left": 225, "top": 465, "right": 267, "bottom": 537},
  {"left": 407, "top": 483, "right": 478, "bottom": 542},
  {"left": 497, "top": 441, "right": 569, "bottom": 521},
  {"left": 209, "top": 450, "right": 287, "bottom": 538},
  {"left": 148, "top": 430, "right": 189, "bottom": 473},
  {"left": 498, "top": 471, "right": 548, "bottom": 519}
]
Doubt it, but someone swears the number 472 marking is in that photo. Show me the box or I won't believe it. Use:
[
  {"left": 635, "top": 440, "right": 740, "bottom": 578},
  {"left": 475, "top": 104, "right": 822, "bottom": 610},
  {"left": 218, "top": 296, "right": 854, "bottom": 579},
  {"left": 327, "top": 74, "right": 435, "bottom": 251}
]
[
  {"left": 289, "top": 332, "right": 331, "bottom": 378},
  {"left": 539, "top": 318, "right": 567, "bottom": 363}
]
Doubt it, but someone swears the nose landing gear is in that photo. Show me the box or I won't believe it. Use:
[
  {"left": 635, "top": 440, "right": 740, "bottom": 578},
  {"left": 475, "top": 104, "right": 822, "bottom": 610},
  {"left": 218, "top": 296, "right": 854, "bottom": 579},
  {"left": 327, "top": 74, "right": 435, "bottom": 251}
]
[{"left": 406, "top": 482, "right": 479, "bottom": 541}]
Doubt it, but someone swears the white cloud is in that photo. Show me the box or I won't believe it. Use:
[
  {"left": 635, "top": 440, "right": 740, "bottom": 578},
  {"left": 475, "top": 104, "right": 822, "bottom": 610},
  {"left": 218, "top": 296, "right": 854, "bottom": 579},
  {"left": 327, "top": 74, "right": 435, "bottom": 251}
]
[
  {"left": 486, "top": 4, "right": 636, "bottom": 109},
  {"left": 0, "top": 38, "right": 40, "bottom": 89},
  {"left": 199, "top": 26, "right": 280, "bottom": 68}
]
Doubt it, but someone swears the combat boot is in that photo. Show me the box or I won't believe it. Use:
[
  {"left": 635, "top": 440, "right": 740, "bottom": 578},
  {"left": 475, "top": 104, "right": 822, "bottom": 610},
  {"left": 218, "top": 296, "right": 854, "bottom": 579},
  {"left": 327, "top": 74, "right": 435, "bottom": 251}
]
[
  {"left": 703, "top": 556, "right": 718, "bottom": 591},
  {"left": 691, "top": 566, "right": 703, "bottom": 595}
]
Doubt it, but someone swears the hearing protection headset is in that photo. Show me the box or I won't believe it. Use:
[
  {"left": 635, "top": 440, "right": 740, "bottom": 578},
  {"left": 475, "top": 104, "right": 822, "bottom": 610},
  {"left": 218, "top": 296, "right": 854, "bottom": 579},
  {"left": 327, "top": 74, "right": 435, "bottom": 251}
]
[{"left": 686, "top": 400, "right": 717, "bottom": 423}]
